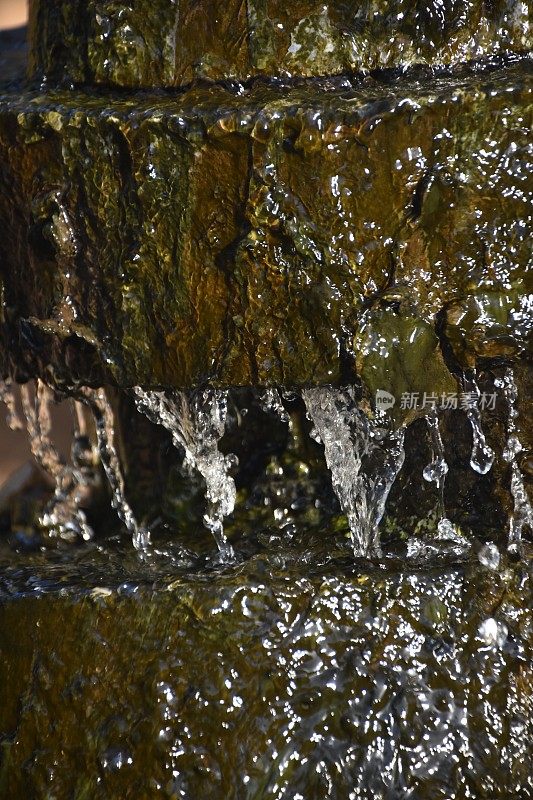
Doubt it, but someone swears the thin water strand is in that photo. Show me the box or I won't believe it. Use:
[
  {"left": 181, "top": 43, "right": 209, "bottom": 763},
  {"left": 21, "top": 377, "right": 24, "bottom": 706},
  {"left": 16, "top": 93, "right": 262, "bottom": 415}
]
[
  {"left": 302, "top": 386, "right": 405, "bottom": 557},
  {"left": 134, "top": 388, "right": 236, "bottom": 561},
  {"left": 79, "top": 387, "right": 149, "bottom": 551},
  {"left": 423, "top": 410, "right": 448, "bottom": 488},
  {"left": 498, "top": 369, "right": 533, "bottom": 549},
  {"left": 423, "top": 408, "right": 450, "bottom": 525},
  {"left": 19, "top": 380, "right": 94, "bottom": 541},
  {"left": 0, "top": 377, "right": 24, "bottom": 431},
  {"left": 464, "top": 384, "right": 494, "bottom": 475}
]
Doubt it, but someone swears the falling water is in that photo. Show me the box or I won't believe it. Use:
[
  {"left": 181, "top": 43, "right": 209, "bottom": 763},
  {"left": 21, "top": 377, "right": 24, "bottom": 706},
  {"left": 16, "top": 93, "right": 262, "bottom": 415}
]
[
  {"left": 0, "top": 377, "right": 24, "bottom": 430},
  {"left": 134, "top": 388, "right": 236, "bottom": 562},
  {"left": 422, "top": 408, "right": 459, "bottom": 539},
  {"left": 423, "top": 409, "right": 448, "bottom": 490},
  {"left": 78, "top": 387, "right": 150, "bottom": 551},
  {"left": 18, "top": 380, "right": 94, "bottom": 542},
  {"left": 497, "top": 369, "right": 533, "bottom": 551},
  {"left": 302, "top": 386, "right": 405, "bottom": 557},
  {"left": 465, "top": 384, "right": 494, "bottom": 475}
]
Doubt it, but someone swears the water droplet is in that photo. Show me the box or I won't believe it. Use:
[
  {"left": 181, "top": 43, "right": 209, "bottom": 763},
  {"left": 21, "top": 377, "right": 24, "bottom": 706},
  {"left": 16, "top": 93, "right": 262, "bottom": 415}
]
[{"left": 478, "top": 542, "right": 500, "bottom": 570}]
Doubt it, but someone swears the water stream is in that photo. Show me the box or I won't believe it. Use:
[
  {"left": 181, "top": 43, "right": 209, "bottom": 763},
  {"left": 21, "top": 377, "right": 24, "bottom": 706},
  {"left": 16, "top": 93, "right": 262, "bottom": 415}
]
[
  {"left": 17, "top": 380, "right": 94, "bottom": 542},
  {"left": 78, "top": 387, "right": 150, "bottom": 552},
  {"left": 134, "top": 388, "right": 236, "bottom": 562},
  {"left": 498, "top": 368, "right": 533, "bottom": 552},
  {"left": 302, "top": 386, "right": 405, "bottom": 557},
  {"left": 1, "top": 377, "right": 530, "bottom": 561}
]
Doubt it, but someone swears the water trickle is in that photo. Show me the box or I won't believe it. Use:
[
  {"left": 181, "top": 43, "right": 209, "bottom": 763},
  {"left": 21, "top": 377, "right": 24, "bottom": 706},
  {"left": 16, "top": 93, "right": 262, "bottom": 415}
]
[
  {"left": 19, "top": 380, "right": 94, "bottom": 542},
  {"left": 134, "top": 388, "right": 236, "bottom": 562},
  {"left": 497, "top": 368, "right": 533, "bottom": 550},
  {"left": 302, "top": 386, "right": 405, "bottom": 557},
  {"left": 0, "top": 377, "right": 24, "bottom": 431},
  {"left": 78, "top": 387, "right": 149, "bottom": 551},
  {"left": 422, "top": 409, "right": 455, "bottom": 534},
  {"left": 464, "top": 386, "right": 494, "bottom": 475},
  {"left": 423, "top": 410, "right": 448, "bottom": 489}
]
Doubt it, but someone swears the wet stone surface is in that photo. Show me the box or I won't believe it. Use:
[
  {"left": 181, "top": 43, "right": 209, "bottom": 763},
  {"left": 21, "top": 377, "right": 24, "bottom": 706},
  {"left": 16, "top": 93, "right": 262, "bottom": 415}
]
[
  {"left": 27, "top": 0, "right": 532, "bottom": 88},
  {"left": 0, "top": 540, "right": 531, "bottom": 799},
  {"left": 0, "top": 60, "right": 531, "bottom": 389}
]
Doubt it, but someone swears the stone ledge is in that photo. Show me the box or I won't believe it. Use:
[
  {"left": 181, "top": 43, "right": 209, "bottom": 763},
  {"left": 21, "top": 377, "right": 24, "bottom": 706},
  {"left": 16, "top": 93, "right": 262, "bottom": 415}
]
[
  {"left": 27, "top": 0, "right": 532, "bottom": 88},
  {"left": 0, "top": 63, "right": 531, "bottom": 389},
  {"left": 0, "top": 554, "right": 531, "bottom": 798}
]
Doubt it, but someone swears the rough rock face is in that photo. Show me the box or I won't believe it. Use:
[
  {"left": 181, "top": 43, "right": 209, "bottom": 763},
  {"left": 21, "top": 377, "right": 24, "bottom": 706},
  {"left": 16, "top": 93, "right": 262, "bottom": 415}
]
[
  {"left": 0, "top": 551, "right": 531, "bottom": 799},
  {"left": 0, "top": 62, "right": 531, "bottom": 390},
  {"left": 28, "top": 0, "right": 532, "bottom": 88}
]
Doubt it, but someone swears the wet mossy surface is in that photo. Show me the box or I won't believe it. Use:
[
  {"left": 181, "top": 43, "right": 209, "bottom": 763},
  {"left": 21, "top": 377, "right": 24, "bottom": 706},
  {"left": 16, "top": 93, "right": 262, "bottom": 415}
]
[
  {"left": 27, "top": 0, "right": 532, "bottom": 88},
  {"left": 0, "top": 542, "right": 531, "bottom": 799},
  {"left": 0, "top": 60, "right": 531, "bottom": 391}
]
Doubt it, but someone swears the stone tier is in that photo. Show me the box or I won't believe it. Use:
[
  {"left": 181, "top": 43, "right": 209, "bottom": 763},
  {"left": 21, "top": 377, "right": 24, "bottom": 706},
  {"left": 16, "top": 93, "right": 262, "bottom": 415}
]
[
  {"left": 0, "top": 61, "right": 531, "bottom": 392},
  {"left": 0, "top": 552, "right": 531, "bottom": 799},
  {"left": 28, "top": 0, "right": 532, "bottom": 89}
]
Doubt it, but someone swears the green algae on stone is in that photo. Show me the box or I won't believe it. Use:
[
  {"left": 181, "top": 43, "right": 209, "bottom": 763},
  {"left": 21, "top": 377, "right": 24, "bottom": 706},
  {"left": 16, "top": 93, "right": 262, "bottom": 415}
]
[
  {"left": 0, "top": 551, "right": 531, "bottom": 799},
  {"left": 27, "top": 0, "right": 532, "bottom": 88},
  {"left": 0, "top": 63, "right": 531, "bottom": 389}
]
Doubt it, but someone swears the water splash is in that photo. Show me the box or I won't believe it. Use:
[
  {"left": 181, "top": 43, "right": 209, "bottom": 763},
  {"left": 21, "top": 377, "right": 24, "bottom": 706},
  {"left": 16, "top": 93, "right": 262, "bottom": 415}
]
[
  {"left": 497, "top": 369, "right": 533, "bottom": 551},
  {"left": 78, "top": 387, "right": 150, "bottom": 551},
  {"left": 134, "top": 388, "right": 236, "bottom": 562},
  {"left": 302, "top": 386, "right": 405, "bottom": 557},
  {"left": 464, "top": 385, "right": 494, "bottom": 475},
  {"left": 0, "top": 377, "right": 24, "bottom": 431},
  {"left": 19, "top": 380, "right": 94, "bottom": 542}
]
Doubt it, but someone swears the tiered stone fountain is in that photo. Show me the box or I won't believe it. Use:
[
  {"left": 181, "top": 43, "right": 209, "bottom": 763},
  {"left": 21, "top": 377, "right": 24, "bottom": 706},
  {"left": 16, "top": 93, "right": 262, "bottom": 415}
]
[{"left": 0, "top": 3, "right": 531, "bottom": 798}]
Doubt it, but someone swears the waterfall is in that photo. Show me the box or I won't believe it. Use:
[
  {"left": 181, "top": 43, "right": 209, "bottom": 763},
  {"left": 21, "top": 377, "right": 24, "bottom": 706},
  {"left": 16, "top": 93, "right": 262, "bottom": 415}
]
[
  {"left": 302, "top": 386, "right": 405, "bottom": 557},
  {"left": 134, "top": 388, "right": 236, "bottom": 562}
]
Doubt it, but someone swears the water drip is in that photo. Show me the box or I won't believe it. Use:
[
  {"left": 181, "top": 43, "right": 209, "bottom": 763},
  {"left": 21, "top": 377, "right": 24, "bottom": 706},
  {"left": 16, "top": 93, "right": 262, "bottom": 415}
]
[
  {"left": 465, "top": 384, "right": 494, "bottom": 475},
  {"left": 78, "top": 387, "right": 150, "bottom": 552},
  {"left": 497, "top": 369, "right": 533, "bottom": 550},
  {"left": 19, "top": 380, "right": 94, "bottom": 542},
  {"left": 134, "top": 388, "right": 236, "bottom": 562},
  {"left": 302, "top": 386, "right": 405, "bottom": 557},
  {"left": 0, "top": 377, "right": 24, "bottom": 431}
]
